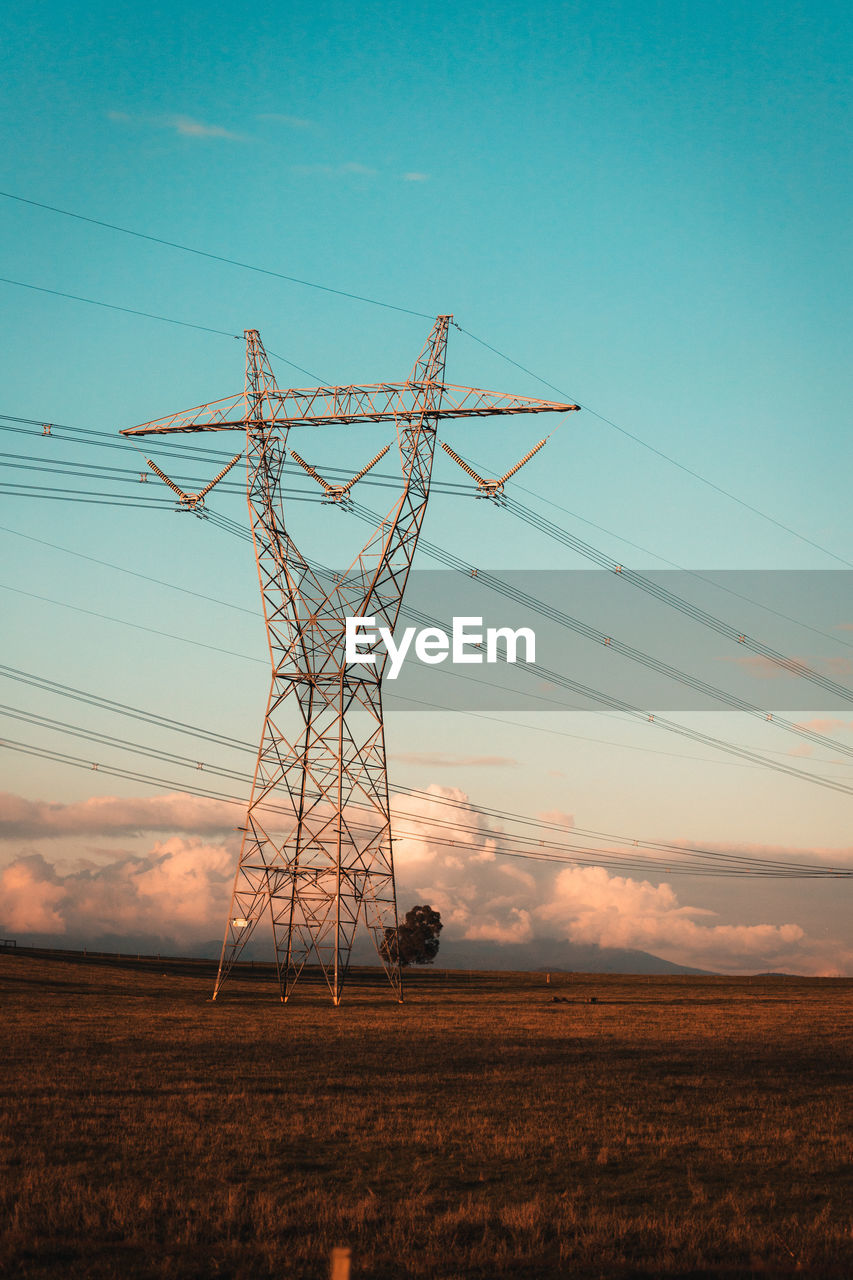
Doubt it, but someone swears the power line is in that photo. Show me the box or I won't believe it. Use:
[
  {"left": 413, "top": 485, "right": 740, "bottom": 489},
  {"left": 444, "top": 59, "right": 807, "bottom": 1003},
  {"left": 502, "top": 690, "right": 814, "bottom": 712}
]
[
  {"left": 0, "top": 277, "right": 323, "bottom": 382},
  {"left": 0, "top": 416, "right": 475, "bottom": 496},
  {"left": 1, "top": 720, "right": 845, "bottom": 878},
  {"left": 0, "top": 661, "right": 842, "bottom": 871},
  {"left": 0, "top": 189, "right": 435, "bottom": 321},
  {"left": 0, "top": 275, "right": 243, "bottom": 339},
  {"left": 320, "top": 527, "right": 853, "bottom": 766},
  {"left": 455, "top": 326, "right": 853, "bottom": 570},
  {"left": 4, "top": 457, "right": 851, "bottom": 793},
  {"left": 0, "top": 581, "right": 268, "bottom": 665},
  {"left": 4, "top": 187, "right": 849, "bottom": 569},
  {"left": 500, "top": 495, "right": 853, "bottom": 705},
  {"left": 6, "top": 521, "right": 832, "bottom": 774},
  {"left": 0, "top": 523, "right": 260, "bottom": 617},
  {"left": 205, "top": 517, "right": 853, "bottom": 779},
  {"left": 507, "top": 475, "right": 853, "bottom": 654},
  {"left": 6, "top": 517, "right": 853, "bottom": 801},
  {"left": 5, "top": 409, "right": 850, "bottom": 664}
]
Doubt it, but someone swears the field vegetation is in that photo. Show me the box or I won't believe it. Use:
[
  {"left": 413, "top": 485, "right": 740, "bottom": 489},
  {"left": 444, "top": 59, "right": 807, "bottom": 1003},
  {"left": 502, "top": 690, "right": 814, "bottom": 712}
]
[{"left": 1, "top": 950, "right": 851, "bottom": 1278}]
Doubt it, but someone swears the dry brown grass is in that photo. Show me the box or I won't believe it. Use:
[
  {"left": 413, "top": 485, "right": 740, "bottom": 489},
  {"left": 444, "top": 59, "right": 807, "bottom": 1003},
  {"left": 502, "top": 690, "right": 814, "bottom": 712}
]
[{"left": 0, "top": 951, "right": 851, "bottom": 1278}]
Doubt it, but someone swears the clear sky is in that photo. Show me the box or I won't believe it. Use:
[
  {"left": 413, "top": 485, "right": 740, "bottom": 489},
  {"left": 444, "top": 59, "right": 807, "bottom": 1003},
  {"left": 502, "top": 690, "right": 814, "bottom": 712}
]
[{"left": 1, "top": 0, "right": 851, "bottom": 973}]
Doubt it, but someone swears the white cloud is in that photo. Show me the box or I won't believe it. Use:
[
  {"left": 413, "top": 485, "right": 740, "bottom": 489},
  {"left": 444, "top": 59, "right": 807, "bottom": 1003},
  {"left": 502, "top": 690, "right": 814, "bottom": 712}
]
[
  {"left": 107, "top": 111, "right": 248, "bottom": 141},
  {"left": 163, "top": 115, "right": 247, "bottom": 140},
  {"left": 403, "top": 172, "right": 430, "bottom": 182}
]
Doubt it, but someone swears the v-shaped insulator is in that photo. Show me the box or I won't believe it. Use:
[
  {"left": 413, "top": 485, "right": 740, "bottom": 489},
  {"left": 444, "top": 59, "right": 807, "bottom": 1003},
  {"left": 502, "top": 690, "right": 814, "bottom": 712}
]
[
  {"left": 146, "top": 458, "right": 190, "bottom": 502},
  {"left": 498, "top": 438, "right": 547, "bottom": 484},
  {"left": 145, "top": 450, "right": 242, "bottom": 508},
  {"left": 440, "top": 441, "right": 488, "bottom": 487},
  {"left": 290, "top": 443, "right": 390, "bottom": 502},
  {"left": 194, "top": 452, "right": 243, "bottom": 501},
  {"left": 440, "top": 438, "right": 548, "bottom": 496}
]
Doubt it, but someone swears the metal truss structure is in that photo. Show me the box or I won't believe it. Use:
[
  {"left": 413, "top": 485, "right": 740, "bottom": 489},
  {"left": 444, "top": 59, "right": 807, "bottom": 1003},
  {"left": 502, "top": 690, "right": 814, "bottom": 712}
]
[{"left": 121, "top": 317, "right": 578, "bottom": 1005}]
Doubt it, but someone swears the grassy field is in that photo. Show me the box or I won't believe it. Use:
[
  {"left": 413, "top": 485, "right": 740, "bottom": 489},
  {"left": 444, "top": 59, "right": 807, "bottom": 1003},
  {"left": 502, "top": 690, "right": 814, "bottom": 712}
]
[{"left": 0, "top": 951, "right": 851, "bottom": 1279}]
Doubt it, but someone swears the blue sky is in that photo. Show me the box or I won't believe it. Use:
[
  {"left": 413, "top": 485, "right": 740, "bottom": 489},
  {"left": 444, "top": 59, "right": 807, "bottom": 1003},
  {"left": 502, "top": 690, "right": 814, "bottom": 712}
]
[{"left": 1, "top": 0, "right": 851, "bottom": 971}]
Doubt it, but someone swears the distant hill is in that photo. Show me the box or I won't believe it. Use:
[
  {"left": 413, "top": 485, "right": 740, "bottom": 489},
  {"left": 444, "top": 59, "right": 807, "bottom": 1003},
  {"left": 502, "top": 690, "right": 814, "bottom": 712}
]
[
  {"left": 342, "top": 933, "right": 710, "bottom": 975},
  {"left": 374, "top": 936, "right": 711, "bottom": 976},
  {"left": 7, "top": 931, "right": 710, "bottom": 975}
]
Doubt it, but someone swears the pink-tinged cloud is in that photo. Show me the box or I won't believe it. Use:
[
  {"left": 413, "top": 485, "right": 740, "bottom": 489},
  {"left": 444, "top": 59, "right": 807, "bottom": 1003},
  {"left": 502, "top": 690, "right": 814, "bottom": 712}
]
[
  {"left": 0, "top": 839, "right": 234, "bottom": 940},
  {"left": 793, "top": 718, "right": 853, "bottom": 735},
  {"left": 716, "top": 655, "right": 813, "bottom": 679},
  {"left": 717, "top": 654, "right": 853, "bottom": 682},
  {"left": 533, "top": 866, "right": 852, "bottom": 974},
  {"left": 391, "top": 753, "right": 518, "bottom": 768},
  {"left": 390, "top": 785, "right": 536, "bottom": 942},
  {"left": 1, "top": 857, "right": 65, "bottom": 932},
  {"left": 0, "top": 791, "right": 240, "bottom": 840},
  {"left": 2, "top": 785, "right": 850, "bottom": 973},
  {"left": 538, "top": 809, "right": 574, "bottom": 830}
]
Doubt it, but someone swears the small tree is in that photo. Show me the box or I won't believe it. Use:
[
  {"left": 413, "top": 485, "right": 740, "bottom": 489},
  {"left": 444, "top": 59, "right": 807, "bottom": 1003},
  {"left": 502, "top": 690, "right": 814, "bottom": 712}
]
[{"left": 381, "top": 904, "right": 443, "bottom": 966}]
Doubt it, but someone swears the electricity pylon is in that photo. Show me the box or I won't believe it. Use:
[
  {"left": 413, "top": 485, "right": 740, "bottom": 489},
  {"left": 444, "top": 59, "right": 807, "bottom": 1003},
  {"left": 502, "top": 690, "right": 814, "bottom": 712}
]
[{"left": 121, "top": 316, "right": 578, "bottom": 1004}]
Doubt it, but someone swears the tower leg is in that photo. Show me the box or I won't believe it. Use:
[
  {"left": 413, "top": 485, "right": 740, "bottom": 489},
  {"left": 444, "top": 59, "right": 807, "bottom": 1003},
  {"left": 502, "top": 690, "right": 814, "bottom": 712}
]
[{"left": 213, "top": 674, "right": 402, "bottom": 1005}]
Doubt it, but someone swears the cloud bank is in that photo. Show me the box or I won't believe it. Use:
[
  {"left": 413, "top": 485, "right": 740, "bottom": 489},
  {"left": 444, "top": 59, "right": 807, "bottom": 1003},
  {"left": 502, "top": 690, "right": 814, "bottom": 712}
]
[
  {"left": 1, "top": 840, "right": 233, "bottom": 942},
  {"left": 0, "top": 791, "right": 238, "bottom": 839},
  {"left": 1, "top": 787, "right": 849, "bottom": 973}
]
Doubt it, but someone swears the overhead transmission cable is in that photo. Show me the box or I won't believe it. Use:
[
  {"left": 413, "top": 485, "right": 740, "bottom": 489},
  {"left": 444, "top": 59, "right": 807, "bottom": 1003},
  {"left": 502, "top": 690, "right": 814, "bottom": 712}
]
[
  {"left": 9, "top": 733, "right": 839, "bottom": 880},
  {"left": 6, "top": 522, "right": 835, "bottom": 778},
  {"left": 506, "top": 474, "right": 853, "bottom": 655},
  {"left": 2, "top": 186, "right": 848, "bottom": 568},
  {"left": 454, "top": 325, "right": 853, "bottom": 571},
  {"left": 0, "top": 660, "right": 843, "bottom": 874},
  {"left": 3, "top": 453, "right": 850, "bottom": 793},
  {"left": 0, "top": 705, "right": 846, "bottom": 878},
  {"left": 0, "top": 191, "right": 434, "bottom": 321},
  {"left": 0, "top": 730, "right": 828, "bottom": 879},
  {"left": 500, "top": 494, "right": 853, "bottom": 704},
  {"left": 197, "top": 507, "right": 853, "bottom": 796},
  {"left": 3, "top": 410, "right": 850, "bottom": 656},
  {"left": 305, "top": 540, "right": 853, "bottom": 765}
]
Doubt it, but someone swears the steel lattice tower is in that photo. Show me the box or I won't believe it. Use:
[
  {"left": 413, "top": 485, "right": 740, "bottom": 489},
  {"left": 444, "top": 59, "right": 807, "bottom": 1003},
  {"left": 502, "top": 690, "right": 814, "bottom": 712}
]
[{"left": 121, "top": 317, "right": 577, "bottom": 1004}]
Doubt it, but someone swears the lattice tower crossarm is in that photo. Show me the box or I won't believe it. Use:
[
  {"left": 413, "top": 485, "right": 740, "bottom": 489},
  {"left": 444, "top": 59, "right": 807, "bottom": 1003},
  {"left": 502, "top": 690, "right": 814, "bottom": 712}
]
[{"left": 120, "top": 318, "right": 578, "bottom": 1005}]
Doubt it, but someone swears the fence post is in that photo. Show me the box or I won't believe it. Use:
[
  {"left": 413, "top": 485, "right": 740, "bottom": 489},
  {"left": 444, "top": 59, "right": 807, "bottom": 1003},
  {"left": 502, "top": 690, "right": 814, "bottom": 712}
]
[{"left": 330, "top": 1246, "right": 351, "bottom": 1279}]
